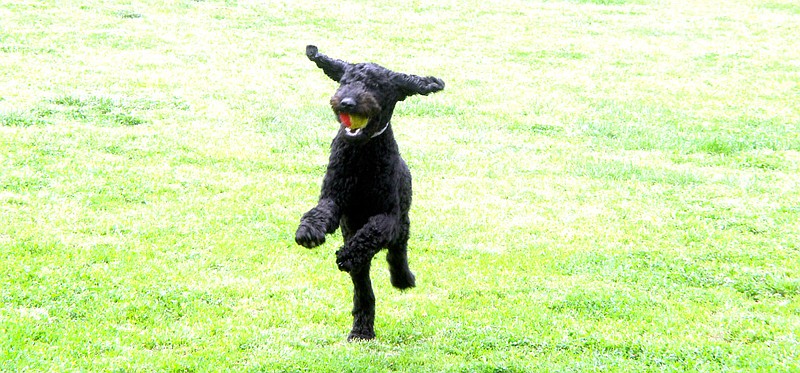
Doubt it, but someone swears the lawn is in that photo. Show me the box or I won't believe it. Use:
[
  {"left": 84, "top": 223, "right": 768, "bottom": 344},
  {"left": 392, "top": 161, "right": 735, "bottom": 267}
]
[{"left": 1, "top": 0, "right": 799, "bottom": 371}]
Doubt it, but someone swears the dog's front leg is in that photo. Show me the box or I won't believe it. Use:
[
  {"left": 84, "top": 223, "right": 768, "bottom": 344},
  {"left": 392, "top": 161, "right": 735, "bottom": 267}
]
[
  {"left": 336, "top": 214, "right": 397, "bottom": 272},
  {"left": 296, "top": 198, "right": 340, "bottom": 248}
]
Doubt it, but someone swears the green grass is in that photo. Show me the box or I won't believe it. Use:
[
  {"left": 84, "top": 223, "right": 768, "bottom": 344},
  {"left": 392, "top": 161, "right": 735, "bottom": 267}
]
[{"left": 2, "top": 0, "right": 799, "bottom": 371}]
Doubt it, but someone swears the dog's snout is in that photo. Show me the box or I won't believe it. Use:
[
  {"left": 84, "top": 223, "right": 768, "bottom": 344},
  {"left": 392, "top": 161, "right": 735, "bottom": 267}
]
[{"left": 339, "top": 97, "right": 357, "bottom": 110}]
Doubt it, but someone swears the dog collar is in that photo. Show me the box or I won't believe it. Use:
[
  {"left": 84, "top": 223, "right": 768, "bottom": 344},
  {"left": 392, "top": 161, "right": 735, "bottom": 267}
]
[{"left": 371, "top": 121, "right": 390, "bottom": 138}]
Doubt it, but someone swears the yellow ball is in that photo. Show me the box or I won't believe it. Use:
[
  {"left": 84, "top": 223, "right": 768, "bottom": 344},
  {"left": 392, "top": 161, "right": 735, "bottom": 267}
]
[{"left": 349, "top": 114, "right": 369, "bottom": 129}]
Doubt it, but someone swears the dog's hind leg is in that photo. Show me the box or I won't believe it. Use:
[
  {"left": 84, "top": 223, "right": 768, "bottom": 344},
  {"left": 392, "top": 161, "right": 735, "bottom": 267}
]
[
  {"left": 347, "top": 262, "right": 376, "bottom": 341},
  {"left": 387, "top": 214, "right": 415, "bottom": 290}
]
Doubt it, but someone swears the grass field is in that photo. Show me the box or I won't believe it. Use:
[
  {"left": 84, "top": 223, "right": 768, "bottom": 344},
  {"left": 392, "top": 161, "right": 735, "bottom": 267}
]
[{"left": 2, "top": 0, "right": 799, "bottom": 371}]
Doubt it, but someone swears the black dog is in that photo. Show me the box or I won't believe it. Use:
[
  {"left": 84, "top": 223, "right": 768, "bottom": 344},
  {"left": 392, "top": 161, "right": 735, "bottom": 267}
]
[{"left": 295, "top": 45, "right": 444, "bottom": 340}]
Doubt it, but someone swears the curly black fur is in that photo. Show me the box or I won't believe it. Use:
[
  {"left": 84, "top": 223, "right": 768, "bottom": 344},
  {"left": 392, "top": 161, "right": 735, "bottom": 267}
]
[{"left": 296, "top": 45, "right": 444, "bottom": 341}]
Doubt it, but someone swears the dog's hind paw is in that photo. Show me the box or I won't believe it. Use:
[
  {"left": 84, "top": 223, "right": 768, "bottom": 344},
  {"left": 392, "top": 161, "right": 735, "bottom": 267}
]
[
  {"left": 295, "top": 223, "right": 325, "bottom": 248},
  {"left": 390, "top": 269, "right": 416, "bottom": 290},
  {"left": 347, "top": 330, "right": 375, "bottom": 342}
]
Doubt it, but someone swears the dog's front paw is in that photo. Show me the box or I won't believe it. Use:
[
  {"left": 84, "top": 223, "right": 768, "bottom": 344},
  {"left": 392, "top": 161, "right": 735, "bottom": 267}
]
[
  {"left": 295, "top": 223, "right": 325, "bottom": 248},
  {"left": 337, "top": 245, "right": 372, "bottom": 273},
  {"left": 335, "top": 247, "right": 354, "bottom": 272}
]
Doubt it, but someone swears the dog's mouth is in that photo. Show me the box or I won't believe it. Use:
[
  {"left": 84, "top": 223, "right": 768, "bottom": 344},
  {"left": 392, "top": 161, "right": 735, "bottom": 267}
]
[{"left": 338, "top": 113, "right": 370, "bottom": 137}]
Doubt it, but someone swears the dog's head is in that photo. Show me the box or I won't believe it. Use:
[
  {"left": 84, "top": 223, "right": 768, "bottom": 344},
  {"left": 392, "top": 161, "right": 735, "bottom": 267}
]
[{"left": 306, "top": 45, "right": 444, "bottom": 143}]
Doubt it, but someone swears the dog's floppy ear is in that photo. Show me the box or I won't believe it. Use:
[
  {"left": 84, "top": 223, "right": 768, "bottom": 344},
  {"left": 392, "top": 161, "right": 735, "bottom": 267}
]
[
  {"left": 392, "top": 73, "right": 445, "bottom": 98},
  {"left": 306, "top": 45, "right": 348, "bottom": 82}
]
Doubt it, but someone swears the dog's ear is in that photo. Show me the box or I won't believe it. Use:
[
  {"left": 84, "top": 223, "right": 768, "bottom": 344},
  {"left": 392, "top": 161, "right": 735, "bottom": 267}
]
[
  {"left": 306, "top": 45, "right": 348, "bottom": 82},
  {"left": 392, "top": 73, "right": 445, "bottom": 98}
]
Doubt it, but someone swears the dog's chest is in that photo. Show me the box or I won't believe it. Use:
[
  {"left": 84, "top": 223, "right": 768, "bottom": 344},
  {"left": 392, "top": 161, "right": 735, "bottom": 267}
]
[
  {"left": 342, "top": 156, "right": 399, "bottom": 192},
  {"left": 334, "top": 154, "right": 404, "bottom": 208}
]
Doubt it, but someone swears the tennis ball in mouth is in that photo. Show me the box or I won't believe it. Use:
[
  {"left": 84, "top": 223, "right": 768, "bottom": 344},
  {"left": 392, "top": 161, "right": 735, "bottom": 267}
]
[{"left": 339, "top": 113, "right": 369, "bottom": 129}]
